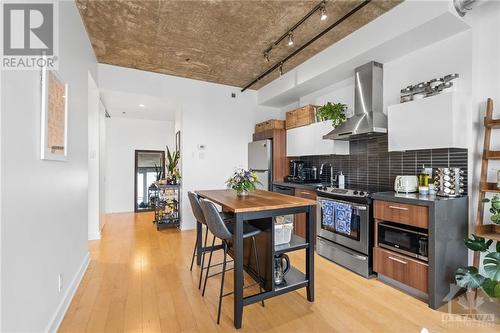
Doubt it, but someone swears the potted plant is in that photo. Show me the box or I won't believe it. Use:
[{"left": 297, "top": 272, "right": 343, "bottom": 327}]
[
  {"left": 166, "top": 146, "right": 180, "bottom": 184},
  {"left": 154, "top": 163, "right": 163, "bottom": 182},
  {"left": 316, "top": 102, "right": 348, "bottom": 127},
  {"left": 455, "top": 236, "right": 500, "bottom": 299},
  {"left": 226, "top": 168, "right": 261, "bottom": 197},
  {"left": 483, "top": 194, "right": 500, "bottom": 224},
  {"left": 455, "top": 196, "right": 500, "bottom": 300}
]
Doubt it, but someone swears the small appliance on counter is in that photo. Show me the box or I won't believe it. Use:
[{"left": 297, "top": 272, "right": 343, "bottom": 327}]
[
  {"left": 285, "top": 160, "right": 321, "bottom": 183},
  {"left": 434, "top": 168, "right": 465, "bottom": 197},
  {"left": 394, "top": 175, "right": 419, "bottom": 193},
  {"left": 289, "top": 160, "right": 305, "bottom": 177}
]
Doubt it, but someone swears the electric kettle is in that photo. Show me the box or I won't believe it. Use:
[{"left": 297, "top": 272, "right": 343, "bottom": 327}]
[{"left": 274, "top": 254, "right": 290, "bottom": 285}]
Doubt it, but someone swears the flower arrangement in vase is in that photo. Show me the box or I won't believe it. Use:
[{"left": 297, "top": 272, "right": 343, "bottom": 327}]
[{"left": 226, "top": 168, "right": 260, "bottom": 197}]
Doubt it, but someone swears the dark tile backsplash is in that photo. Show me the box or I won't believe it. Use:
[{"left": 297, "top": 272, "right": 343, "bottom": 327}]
[{"left": 295, "top": 135, "right": 468, "bottom": 193}]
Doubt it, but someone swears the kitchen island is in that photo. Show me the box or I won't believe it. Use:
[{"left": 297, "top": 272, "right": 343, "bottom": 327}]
[{"left": 195, "top": 189, "right": 316, "bottom": 329}]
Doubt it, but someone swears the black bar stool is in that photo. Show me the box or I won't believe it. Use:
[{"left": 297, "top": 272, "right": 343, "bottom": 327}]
[
  {"left": 188, "top": 191, "right": 233, "bottom": 289},
  {"left": 199, "top": 198, "right": 264, "bottom": 324}
]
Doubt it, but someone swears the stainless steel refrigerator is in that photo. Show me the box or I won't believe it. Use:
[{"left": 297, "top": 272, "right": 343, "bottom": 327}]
[{"left": 248, "top": 139, "right": 272, "bottom": 191}]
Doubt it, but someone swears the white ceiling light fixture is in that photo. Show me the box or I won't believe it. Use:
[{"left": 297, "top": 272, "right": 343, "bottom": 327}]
[
  {"left": 287, "top": 33, "right": 294, "bottom": 46},
  {"left": 138, "top": 104, "right": 145, "bottom": 108},
  {"left": 320, "top": 2, "right": 327, "bottom": 21}
]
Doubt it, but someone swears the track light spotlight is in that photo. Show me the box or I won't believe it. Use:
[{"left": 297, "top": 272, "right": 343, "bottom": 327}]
[
  {"left": 264, "top": 52, "right": 270, "bottom": 62},
  {"left": 320, "top": 3, "right": 327, "bottom": 21},
  {"left": 287, "top": 33, "right": 294, "bottom": 46},
  {"left": 279, "top": 63, "right": 283, "bottom": 76}
]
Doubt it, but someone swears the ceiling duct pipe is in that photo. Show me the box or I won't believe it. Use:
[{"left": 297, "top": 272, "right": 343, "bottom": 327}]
[{"left": 453, "top": 0, "right": 483, "bottom": 16}]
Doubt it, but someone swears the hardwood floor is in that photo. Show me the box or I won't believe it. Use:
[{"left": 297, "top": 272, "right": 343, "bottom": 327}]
[{"left": 59, "top": 212, "right": 499, "bottom": 332}]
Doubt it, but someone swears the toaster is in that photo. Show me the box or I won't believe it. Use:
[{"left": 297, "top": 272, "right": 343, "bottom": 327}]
[{"left": 394, "top": 175, "right": 419, "bottom": 193}]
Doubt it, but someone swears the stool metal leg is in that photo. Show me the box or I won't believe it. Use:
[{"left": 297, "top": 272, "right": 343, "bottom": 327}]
[
  {"left": 198, "top": 226, "right": 209, "bottom": 289},
  {"left": 251, "top": 236, "right": 265, "bottom": 307},
  {"left": 217, "top": 241, "right": 228, "bottom": 324},
  {"left": 202, "top": 235, "right": 216, "bottom": 296},
  {"left": 189, "top": 225, "right": 200, "bottom": 271}
]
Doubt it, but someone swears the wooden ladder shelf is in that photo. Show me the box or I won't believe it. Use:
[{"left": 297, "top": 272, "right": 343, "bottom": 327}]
[{"left": 474, "top": 98, "right": 500, "bottom": 266}]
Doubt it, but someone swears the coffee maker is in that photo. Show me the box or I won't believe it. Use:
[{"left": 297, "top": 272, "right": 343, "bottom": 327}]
[
  {"left": 289, "top": 160, "right": 305, "bottom": 179},
  {"left": 286, "top": 160, "right": 320, "bottom": 183}
]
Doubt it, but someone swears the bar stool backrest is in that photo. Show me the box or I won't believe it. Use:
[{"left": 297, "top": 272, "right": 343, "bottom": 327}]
[
  {"left": 188, "top": 191, "right": 206, "bottom": 225},
  {"left": 199, "top": 199, "right": 232, "bottom": 241}
]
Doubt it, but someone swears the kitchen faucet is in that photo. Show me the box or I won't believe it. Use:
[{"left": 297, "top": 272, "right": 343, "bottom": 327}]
[{"left": 319, "top": 162, "right": 337, "bottom": 186}]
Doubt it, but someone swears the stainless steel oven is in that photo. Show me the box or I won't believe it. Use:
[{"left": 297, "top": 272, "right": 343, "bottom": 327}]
[
  {"left": 317, "top": 196, "right": 370, "bottom": 254},
  {"left": 316, "top": 191, "right": 373, "bottom": 278}
]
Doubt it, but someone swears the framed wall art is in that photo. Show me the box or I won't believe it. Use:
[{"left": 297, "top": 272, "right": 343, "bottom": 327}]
[
  {"left": 175, "top": 130, "right": 181, "bottom": 154},
  {"left": 40, "top": 66, "right": 68, "bottom": 161}
]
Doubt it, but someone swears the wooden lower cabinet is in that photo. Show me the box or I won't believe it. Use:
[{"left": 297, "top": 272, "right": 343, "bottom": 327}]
[
  {"left": 294, "top": 189, "right": 316, "bottom": 240},
  {"left": 374, "top": 247, "right": 428, "bottom": 293},
  {"left": 374, "top": 200, "right": 428, "bottom": 229}
]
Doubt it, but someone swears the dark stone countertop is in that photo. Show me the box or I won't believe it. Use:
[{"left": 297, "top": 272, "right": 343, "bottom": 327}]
[
  {"left": 371, "top": 191, "right": 467, "bottom": 206},
  {"left": 272, "top": 181, "right": 329, "bottom": 191}
]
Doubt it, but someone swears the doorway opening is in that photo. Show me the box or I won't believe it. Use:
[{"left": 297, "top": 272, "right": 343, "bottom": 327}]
[{"left": 134, "top": 150, "right": 165, "bottom": 212}]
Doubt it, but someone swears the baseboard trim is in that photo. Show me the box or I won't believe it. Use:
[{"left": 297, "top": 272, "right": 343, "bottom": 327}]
[
  {"left": 88, "top": 231, "right": 101, "bottom": 240},
  {"left": 45, "top": 253, "right": 90, "bottom": 333}
]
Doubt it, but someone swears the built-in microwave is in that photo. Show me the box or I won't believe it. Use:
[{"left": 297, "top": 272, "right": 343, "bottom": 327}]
[{"left": 378, "top": 222, "right": 428, "bottom": 261}]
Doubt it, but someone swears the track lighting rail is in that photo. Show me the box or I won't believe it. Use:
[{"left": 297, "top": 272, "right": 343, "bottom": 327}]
[
  {"left": 242, "top": 0, "right": 371, "bottom": 92},
  {"left": 263, "top": 1, "right": 327, "bottom": 55}
]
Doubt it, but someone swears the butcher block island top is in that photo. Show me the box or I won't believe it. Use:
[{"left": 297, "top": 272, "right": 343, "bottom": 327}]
[{"left": 195, "top": 189, "right": 316, "bottom": 213}]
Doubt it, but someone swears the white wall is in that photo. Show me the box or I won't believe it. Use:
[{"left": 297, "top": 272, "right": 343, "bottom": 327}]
[
  {"left": 88, "top": 73, "right": 101, "bottom": 240},
  {"left": 98, "top": 101, "right": 107, "bottom": 229},
  {"left": 98, "top": 64, "right": 262, "bottom": 229},
  {"left": 465, "top": 1, "right": 500, "bottom": 263},
  {"left": 105, "top": 117, "right": 175, "bottom": 213},
  {"left": 0, "top": 1, "right": 97, "bottom": 332}
]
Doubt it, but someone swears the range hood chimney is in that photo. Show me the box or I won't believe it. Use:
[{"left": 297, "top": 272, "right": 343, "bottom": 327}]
[{"left": 323, "top": 61, "right": 386, "bottom": 141}]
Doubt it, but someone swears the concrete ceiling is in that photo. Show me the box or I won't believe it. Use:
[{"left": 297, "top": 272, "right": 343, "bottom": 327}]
[{"left": 77, "top": 0, "right": 400, "bottom": 90}]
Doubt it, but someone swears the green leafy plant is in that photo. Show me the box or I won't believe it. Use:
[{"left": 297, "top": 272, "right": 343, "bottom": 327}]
[
  {"left": 167, "top": 147, "right": 181, "bottom": 180},
  {"left": 455, "top": 235, "right": 500, "bottom": 298},
  {"left": 482, "top": 194, "right": 500, "bottom": 224},
  {"left": 153, "top": 163, "right": 163, "bottom": 181},
  {"left": 316, "top": 102, "right": 347, "bottom": 127}
]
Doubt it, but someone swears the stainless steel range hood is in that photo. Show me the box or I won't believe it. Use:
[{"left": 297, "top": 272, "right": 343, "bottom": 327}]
[{"left": 323, "top": 61, "right": 387, "bottom": 141}]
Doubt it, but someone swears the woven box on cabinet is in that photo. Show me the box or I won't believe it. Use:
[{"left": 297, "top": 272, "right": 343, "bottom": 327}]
[
  {"left": 255, "top": 119, "right": 285, "bottom": 133},
  {"left": 285, "top": 105, "right": 317, "bottom": 129}
]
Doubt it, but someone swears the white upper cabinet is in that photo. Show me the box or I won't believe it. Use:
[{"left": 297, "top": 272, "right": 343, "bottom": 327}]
[
  {"left": 286, "top": 120, "right": 349, "bottom": 157},
  {"left": 387, "top": 92, "right": 471, "bottom": 152}
]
